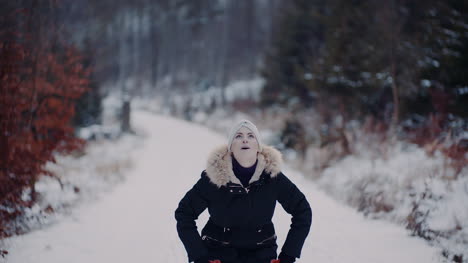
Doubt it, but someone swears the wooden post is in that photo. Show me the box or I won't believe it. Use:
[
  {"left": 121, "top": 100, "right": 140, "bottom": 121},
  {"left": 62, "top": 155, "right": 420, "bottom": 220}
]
[{"left": 121, "top": 99, "right": 131, "bottom": 133}]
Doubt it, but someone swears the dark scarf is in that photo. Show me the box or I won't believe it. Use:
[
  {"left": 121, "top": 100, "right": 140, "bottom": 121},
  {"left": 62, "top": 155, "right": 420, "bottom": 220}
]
[{"left": 232, "top": 156, "right": 257, "bottom": 187}]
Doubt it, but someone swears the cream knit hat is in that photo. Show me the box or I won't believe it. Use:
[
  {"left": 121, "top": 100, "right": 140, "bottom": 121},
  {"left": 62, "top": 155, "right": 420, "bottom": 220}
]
[{"left": 227, "top": 120, "right": 262, "bottom": 152}]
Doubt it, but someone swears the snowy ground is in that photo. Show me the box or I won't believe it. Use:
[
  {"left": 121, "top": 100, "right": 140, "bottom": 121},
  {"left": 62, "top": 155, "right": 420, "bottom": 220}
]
[{"left": 3, "top": 110, "right": 443, "bottom": 263}]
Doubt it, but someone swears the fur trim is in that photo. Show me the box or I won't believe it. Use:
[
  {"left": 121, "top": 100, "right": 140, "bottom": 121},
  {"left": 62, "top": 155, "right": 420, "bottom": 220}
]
[{"left": 205, "top": 145, "right": 283, "bottom": 188}]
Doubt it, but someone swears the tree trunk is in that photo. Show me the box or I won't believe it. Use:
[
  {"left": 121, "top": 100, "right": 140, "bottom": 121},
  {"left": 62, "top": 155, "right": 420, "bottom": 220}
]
[
  {"left": 391, "top": 62, "right": 399, "bottom": 126},
  {"left": 121, "top": 99, "right": 131, "bottom": 133}
]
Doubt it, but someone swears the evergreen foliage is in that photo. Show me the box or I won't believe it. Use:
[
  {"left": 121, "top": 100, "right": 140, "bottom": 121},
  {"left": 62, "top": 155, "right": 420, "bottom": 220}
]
[
  {"left": 261, "top": 0, "right": 324, "bottom": 108},
  {"left": 262, "top": 0, "right": 468, "bottom": 124},
  {"left": 73, "top": 39, "right": 102, "bottom": 128},
  {"left": 280, "top": 117, "right": 306, "bottom": 153},
  {"left": 415, "top": 0, "right": 468, "bottom": 119}
]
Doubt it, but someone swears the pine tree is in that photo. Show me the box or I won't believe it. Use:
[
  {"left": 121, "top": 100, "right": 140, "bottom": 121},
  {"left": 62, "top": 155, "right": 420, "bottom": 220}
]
[
  {"left": 308, "top": 0, "right": 379, "bottom": 121},
  {"left": 73, "top": 38, "right": 102, "bottom": 128},
  {"left": 413, "top": 0, "right": 468, "bottom": 119},
  {"left": 261, "top": 0, "right": 324, "bottom": 108}
]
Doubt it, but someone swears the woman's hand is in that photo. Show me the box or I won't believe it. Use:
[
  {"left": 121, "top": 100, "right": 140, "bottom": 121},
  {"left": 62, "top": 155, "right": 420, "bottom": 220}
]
[
  {"left": 277, "top": 252, "right": 296, "bottom": 263},
  {"left": 194, "top": 257, "right": 221, "bottom": 263},
  {"left": 271, "top": 257, "right": 295, "bottom": 263}
]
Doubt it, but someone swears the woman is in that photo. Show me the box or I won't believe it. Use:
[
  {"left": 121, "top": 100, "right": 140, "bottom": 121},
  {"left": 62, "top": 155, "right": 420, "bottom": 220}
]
[{"left": 175, "top": 120, "right": 312, "bottom": 263}]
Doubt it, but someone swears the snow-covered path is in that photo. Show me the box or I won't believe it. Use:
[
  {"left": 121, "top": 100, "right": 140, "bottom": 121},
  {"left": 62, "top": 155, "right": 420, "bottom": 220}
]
[{"left": 4, "top": 111, "right": 442, "bottom": 262}]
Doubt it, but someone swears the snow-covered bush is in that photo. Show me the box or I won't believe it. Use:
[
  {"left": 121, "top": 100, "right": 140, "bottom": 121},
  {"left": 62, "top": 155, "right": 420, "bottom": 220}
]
[
  {"left": 309, "top": 137, "right": 468, "bottom": 262},
  {"left": 4, "top": 133, "right": 141, "bottom": 237}
]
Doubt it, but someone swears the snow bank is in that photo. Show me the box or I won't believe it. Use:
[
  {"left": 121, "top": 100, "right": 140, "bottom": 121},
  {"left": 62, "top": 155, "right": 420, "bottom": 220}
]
[
  {"left": 8, "top": 131, "right": 142, "bottom": 238},
  {"left": 309, "top": 140, "right": 468, "bottom": 262}
]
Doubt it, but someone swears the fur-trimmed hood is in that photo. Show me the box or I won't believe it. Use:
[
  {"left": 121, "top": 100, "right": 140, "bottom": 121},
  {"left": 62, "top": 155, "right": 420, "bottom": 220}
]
[{"left": 205, "top": 145, "right": 283, "bottom": 188}]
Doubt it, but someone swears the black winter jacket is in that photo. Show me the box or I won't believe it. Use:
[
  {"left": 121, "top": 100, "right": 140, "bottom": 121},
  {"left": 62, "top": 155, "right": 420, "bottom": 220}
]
[{"left": 175, "top": 145, "right": 312, "bottom": 262}]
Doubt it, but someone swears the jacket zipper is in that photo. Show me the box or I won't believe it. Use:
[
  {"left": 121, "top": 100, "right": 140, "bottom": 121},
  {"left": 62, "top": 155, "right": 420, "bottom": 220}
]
[
  {"left": 202, "top": 235, "right": 230, "bottom": 245},
  {"left": 229, "top": 184, "right": 252, "bottom": 225},
  {"left": 256, "top": 234, "right": 277, "bottom": 245}
]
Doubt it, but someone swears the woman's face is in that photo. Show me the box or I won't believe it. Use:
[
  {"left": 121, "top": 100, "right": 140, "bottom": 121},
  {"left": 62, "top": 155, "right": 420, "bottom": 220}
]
[{"left": 231, "top": 126, "right": 259, "bottom": 160}]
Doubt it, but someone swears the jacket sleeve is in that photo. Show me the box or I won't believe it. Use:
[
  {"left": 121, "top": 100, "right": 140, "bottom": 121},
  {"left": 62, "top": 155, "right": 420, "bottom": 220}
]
[
  {"left": 276, "top": 172, "right": 312, "bottom": 258},
  {"left": 175, "top": 172, "right": 210, "bottom": 262}
]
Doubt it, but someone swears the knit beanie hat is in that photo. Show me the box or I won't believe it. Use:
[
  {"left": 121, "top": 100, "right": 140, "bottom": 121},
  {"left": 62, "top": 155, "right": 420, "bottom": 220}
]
[{"left": 227, "top": 120, "right": 262, "bottom": 152}]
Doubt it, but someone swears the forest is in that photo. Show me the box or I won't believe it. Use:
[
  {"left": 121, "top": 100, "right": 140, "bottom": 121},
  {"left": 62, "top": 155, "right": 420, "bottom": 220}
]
[{"left": 1, "top": 0, "right": 467, "bottom": 261}]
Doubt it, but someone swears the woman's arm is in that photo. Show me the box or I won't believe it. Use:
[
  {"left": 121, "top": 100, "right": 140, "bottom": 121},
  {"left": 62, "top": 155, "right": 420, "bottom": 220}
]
[
  {"left": 276, "top": 172, "right": 312, "bottom": 259},
  {"left": 175, "top": 172, "right": 211, "bottom": 262}
]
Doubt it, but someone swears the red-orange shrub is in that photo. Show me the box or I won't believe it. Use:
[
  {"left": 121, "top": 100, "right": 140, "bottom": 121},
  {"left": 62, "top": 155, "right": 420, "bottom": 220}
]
[{"left": 0, "top": 4, "right": 89, "bottom": 238}]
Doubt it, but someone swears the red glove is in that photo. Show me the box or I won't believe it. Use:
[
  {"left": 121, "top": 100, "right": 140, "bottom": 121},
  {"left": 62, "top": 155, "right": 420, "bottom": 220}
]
[
  {"left": 209, "top": 260, "right": 221, "bottom": 263},
  {"left": 271, "top": 260, "right": 280, "bottom": 263}
]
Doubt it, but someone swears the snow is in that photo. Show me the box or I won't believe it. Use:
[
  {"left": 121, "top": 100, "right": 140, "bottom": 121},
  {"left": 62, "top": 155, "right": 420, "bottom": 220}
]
[
  {"left": 303, "top": 73, "right": 313, "bottom": 80},
  {"left": 9, "top": 132, "right": 142, "bottom": 235},
  {"left": 311, "top": 139, "right": 468, "bottom": 261},
  {"left": 421, "top": 79, "right": 431, "bottom": 87},
  {"left": 3, "top": 110, "right": 443, "bottom": 262},
  {"left": 139, "top": 77, "right": 264, "bottom": 122},
  {"left": 224, "top": 78, "right": 264, "bottom": 102}
]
